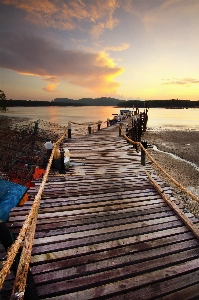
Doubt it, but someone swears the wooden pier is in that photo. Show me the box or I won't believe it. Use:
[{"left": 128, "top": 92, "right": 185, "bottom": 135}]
[{"left": 1, "top": 122, "right": 199, "bottom": 299}]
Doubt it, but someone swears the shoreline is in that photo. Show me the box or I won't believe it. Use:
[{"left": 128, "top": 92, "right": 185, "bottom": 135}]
[
  {"left": 1, "top": 116, "right": 199, "bottom": 187},
  {"left": 143, "top": 129, "right": 199, "bottom": 217},
  {"left": 1, "top": 115, "right": 199, "bottom": 216},
  {"left": 143, "top": 129, "right": 199, "bottom": 189}
]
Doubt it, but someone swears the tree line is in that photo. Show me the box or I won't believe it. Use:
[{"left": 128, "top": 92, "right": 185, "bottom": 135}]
[
  {"left": 0, "top": 91, "right": 199, "bottom": 110},
  {"left": 118, "top": 99, "right": 199, "bottom": 108}
]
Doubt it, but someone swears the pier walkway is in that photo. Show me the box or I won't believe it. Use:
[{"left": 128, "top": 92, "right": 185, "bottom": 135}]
[{"left": 1, "top": 123, "right": 199, "bottom": 299}]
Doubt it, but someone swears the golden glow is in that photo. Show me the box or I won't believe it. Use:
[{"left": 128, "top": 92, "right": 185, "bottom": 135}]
[
  {"left": 18, "top": 71, "right": 40, "bottom": 76},
  {"left": 43, "top": 83, "right": 59, "bottom": 92}
]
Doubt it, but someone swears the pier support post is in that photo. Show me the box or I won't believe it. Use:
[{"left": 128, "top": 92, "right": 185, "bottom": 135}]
[
  {"left": 33, "top": 121, "right": 39, "bottom": 135},
  {"left": 59, "top": 148, "right": 66, "bottom": 174},
  {"left": 141, "top": 140, "right": 147, "bottom": 166},
  {"left": 126, "top": 124, "right": 128, "bottom": 134},
  {"left": 68, "top": 121, "right": 72, "bottom": 139},
  {"left": 88, "top": 122, "right": 92, "bottom": 134},
  {"left": 98, "top": 121, "right": 101, "bottom": 131},
  {"left": 119, "top": 122, "right": 123, "bottom": 136}
]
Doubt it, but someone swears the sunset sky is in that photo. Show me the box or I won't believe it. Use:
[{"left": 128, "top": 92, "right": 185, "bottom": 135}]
[{"left": 0, "top": 0, "right": 199, "bottom": 101}]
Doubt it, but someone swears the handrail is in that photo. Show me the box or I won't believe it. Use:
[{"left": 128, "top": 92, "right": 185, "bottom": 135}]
[{"left": 119, "top": 124, "right": 199, "bottom": 204}]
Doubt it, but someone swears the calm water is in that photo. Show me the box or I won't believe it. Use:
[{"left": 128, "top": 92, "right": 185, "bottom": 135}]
[{"left": 2, "top": 106, "right": 199, "bottom": 130}]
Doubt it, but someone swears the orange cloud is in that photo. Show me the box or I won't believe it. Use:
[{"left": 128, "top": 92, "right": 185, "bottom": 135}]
[
  {"left": 44, "top": 76, "right": 59, "bottom": 83},
  {"left": 68, "top": 51, "right": 124, "bottom": 93},
  {"left": 0, "top": 32, "right": 124, "bottom": 94},
  {"left": 43, "top": 83, "right": 59, "bottom": 93},
  {"left": 162, "top": 78, "right": 199, "bottom": 86},
  {"left": 2, "top": 0, "right": 121, "bottom": 35}
]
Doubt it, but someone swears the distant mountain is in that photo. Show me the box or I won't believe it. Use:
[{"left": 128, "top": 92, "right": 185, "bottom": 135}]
[
  {"left": 6, "top": 98, "right": 198, "bottom": 108},
  {"left": 53, "top": 97, "right": 125, "bottom": 106}
]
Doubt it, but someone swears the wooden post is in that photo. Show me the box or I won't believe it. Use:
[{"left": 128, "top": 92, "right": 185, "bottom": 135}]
[
  {"left": 33, "top": 121, "right": 39, "bottom": 135},
  {"left": 145, "top": 108, "right": 148, "bottom": 129},
  {"left": 119, "top": 122, "right": 123, "bottom": 136},
  {"left": 59, "top": 148, "right": 66, "bottom": 173},
  {"left": 142, "top": 111, "right": 146, "bottom": 132},
  {"left": 133, "top": 116, "right": 139, "bottom": 144},
  {"left": 126, "top": 124, "right": 128, "bottom": 134},
  {"left": 131, "top": 116, "right": 136, "bottom": 147},
  {"left": 107, "top": 118, "right": 110, "bottom": 127},
  {"left": 68, "top": 121, "right": 72, "bottom": 138},
  {"left": 141, "top": 140, "right": 147, "bottom": 166},
  {"left": 137, "top": 115, "right": 142, "bottom": 142},
  {"left": 98, "top": 121, "right": 101, "bottom": 130},
  {"left": 88, "top": 122, "right": 92, "bottom": 134}
]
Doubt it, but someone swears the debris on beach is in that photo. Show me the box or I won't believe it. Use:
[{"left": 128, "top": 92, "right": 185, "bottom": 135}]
[{"left": 0, "top": 116, "right": 66, "bottom": 185}]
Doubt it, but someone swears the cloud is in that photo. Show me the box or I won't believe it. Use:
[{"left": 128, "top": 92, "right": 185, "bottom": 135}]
[
  {"left": 3, "top": 0, "right": 199, "bottom": 39},
  {"left": 104, "top": 43, "right": 130, "bottom": 52},
  {"left": 43, "top": 83, "right": 60, "bottom": 92},
  {"left": 90, "top": 16, "right": 120, "bottom": 38},
  {"left": 129, "top": 0, "right": 199, "bottom": 31},
  {"left": 0, "top": 32, "right": 124, "bottom": 93},
  {"left": 161, "top": 78, "right": 199, "bottom": 85},
  {"left": 44, "top": 77, "right": 59, "bottom": 82},
  {"left": 2, "top": 0, "right": 121, "bottom": 37}
]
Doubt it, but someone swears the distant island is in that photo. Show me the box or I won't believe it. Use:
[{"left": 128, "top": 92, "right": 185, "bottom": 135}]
[
  {"left": 119, "top": 99, "right": 199, "bottom": 108},
  {"left": 3, "top": 97, "right": 199, "bottom": 108},
  {"left": 5, "top": 97, "right": 122, "bottom": 107}
]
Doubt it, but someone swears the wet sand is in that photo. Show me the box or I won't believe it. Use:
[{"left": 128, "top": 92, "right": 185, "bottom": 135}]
[
  {"left": 143, "top": 129, "right": 199, "bottom": 186},
  {"left": 142, "top": 129, "right": 199, "bottom": 216}
]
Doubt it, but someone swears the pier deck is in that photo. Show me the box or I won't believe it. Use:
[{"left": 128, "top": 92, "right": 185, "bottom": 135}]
[{"left": 1, "top": 124, "right": 199, "bottom": 299}]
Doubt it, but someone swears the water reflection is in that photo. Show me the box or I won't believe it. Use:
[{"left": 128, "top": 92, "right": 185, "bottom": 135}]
[{"left": 3, "top": 106, "right": 199, "bottom": 130}]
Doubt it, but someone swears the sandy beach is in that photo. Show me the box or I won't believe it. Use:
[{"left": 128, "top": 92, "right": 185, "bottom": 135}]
[
  {"left": 142, "top": 129, "right": 199, "bottom": 217},
  {"left": 0, "top": 115, "right": 101, "bottom": 179},
  {"left": 143, "top": 129, "right": 199, "bottom": 186}
]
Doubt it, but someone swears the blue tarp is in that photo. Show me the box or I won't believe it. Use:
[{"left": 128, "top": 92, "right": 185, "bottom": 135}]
[{"left": 0, "top": 179, "right": 27, "bottom": 222}]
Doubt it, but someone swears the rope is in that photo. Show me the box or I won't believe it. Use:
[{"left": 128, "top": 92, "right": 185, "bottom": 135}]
[
  {"left": 119, "top": 124, "right": 199, "bottom": 204},
  {"left": 70, "top": 120, "right": 103, "bottom": 126},
  {"left": 0, "top": 126, "right": 68, "bottom": 298},
  {"left": 11, "top": 216, "right": 37, "bottom": 299},
  {"left": 145, "top": 170, "right": 199, "bottom": 239},
  {"left": 0, "top": 117, "right": 110, "bottom": 293}
]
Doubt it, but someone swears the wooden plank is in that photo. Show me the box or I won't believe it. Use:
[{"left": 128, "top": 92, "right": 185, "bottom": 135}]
[
  {"left": 31, "top": 236, "right": 198, "bottom": 274},
  {"left": 34, "top": 247, "right": 199, "bottom": 286},
  {"left": 31, "top": 227, "right": 190, "bottom": 261},
  {"left": 112, "top": 273, "right": 199, "bottom": 300},
  {"left": 7, "top": 205, "right": 172, "bottom": 230},
  {"left": 146, "top": 171, "right": 199, "bottom": 239},
  {"left": 32, "top": 210, "right": 176, "bottom": 238},
  {"left": 32, "top": 216, "right": 181, "bottom": 246},
  {"left": 36, "top": 258, "right": 199, "bottom": 298},
  {"left": 8, "top": 202, "right": 169, "bottom": 224}
]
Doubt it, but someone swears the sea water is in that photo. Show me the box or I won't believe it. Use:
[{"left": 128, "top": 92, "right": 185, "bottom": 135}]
[{"left": 2, "top": 106, "right": 199, "bottom": 130}]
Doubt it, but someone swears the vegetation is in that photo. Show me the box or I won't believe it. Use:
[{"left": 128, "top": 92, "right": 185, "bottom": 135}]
[
  {"left": 0, "top": 90, "right": 7, "bottom": 111},
  {"left": 5, "top": 99, "right": 85, "bottom": 107},
  {"left": 1, "top": 95, "right": 199, "bottom": 108},
  {"left": 118, "top": 99, "right": 199, "bottom": 108}
]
